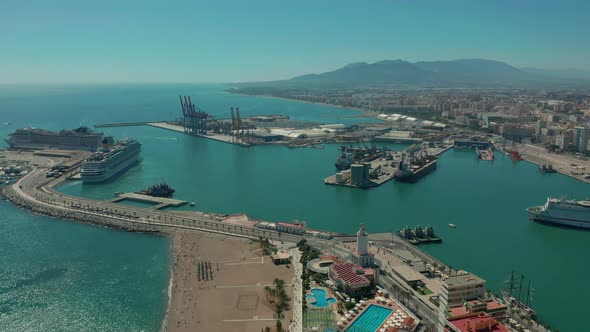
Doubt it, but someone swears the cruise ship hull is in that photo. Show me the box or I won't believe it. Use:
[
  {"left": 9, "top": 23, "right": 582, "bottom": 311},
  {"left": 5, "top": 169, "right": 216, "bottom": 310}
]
[
  {"left": 81, "top": 156, "right": 141, "bottom": 183},
  {"left": 527, "top": 205, "right": 590, "bottom": 229},
  {"left": 5, "top": 127, "right": 104, "bottom": 151}
]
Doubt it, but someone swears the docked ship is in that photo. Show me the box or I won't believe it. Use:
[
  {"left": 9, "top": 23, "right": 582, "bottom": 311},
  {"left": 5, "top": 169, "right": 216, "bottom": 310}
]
[
  {"left": 476, "top": 147, "right": 494, "bottom": 160},
  {"left": 335, "top": 144, "right": 389, "bottom": 170},
  {"left": 335, "top": 152, "right": 354, "bottom": 170},
  {"left": 527, "top": 197, "right": 590, "bottom": 228},
  {"left": 395, "top": 146, "right": 437, "bottom": 183},
  {"left": 509, "top": 150, "right": 523, "bottom": 161},
  {"left": 502, "top": 271, "right": 536, "bottom": 319},
  {"left": 136, "top": 182, "right": 175, "bottom": 198},
  {"left": 5, "top": 126, "right": 104, "bottom": 151},
  {"left": 539, "top": 164, "right": 557, "bottom": 173},
  {"left": 80, "top": 138, "right": 141, "bottom": 183}
]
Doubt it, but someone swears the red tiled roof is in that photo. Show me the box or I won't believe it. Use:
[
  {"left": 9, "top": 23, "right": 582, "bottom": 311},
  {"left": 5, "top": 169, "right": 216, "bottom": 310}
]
[
  {"left": 449, "top": 313, "right": 510, "bottom": 332},
  {"left": 449, "top": 306, "right": 469, "bottom": 318},
  {"left": 486, "top": 300, "right": 507, "bottom": 310},
  {"left": 403, "top": 317, "right": 415, "bottom": 326},
  {"left": 330, "top": 263, "right": 370, "bottom": 285}
]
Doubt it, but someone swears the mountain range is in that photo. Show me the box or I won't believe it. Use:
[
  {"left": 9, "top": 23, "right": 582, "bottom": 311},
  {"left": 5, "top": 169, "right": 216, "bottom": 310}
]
[{"left": 234, "top": 59, "right": 590, "bottom": 89}]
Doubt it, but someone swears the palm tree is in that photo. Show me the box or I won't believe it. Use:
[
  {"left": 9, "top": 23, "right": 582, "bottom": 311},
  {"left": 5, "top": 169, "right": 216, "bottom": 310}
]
[{"left": 263, "top": 286, "right": 272, "bottom": 302}]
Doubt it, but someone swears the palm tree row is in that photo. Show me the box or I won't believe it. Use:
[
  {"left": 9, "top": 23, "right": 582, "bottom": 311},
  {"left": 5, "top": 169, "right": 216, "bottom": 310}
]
[{"left": 263, "top": 278, "right": 291, "bottom": 320}]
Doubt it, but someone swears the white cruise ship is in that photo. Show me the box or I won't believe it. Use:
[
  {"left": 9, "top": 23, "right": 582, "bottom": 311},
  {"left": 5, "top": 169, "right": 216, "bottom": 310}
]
[
  {"left": 527, "top": 197, "right": 590, "bottom": 229},
  {"left": 5, "top": 126, "right": 104, "bottom": 151},
  {"left": 80, "top": 138, "right": 141, "bottom": 183}
]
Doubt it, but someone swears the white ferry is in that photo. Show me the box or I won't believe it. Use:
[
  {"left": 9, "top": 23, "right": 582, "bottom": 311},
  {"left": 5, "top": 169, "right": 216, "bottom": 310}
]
[
  {"left": 527, "top": 197, "right": 590, "bottom": 229},
  {"left": 80, "top": 138, "right": 141, "bottom": 183}
]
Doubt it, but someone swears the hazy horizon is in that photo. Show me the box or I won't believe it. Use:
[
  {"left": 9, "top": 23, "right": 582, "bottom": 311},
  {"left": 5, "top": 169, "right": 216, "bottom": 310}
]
[{"left": 2, "top": 0, "right": 589, "bottom": 84}]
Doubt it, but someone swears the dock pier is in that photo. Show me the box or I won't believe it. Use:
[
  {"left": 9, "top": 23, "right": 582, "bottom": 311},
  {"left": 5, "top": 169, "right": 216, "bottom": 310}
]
[{"left": 112, "top": 193, "right": 188, "bottom": 209}]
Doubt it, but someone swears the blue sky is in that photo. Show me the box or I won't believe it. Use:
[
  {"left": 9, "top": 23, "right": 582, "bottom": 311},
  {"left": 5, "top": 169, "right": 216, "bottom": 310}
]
[{"left": 1, "top": 0, "right": 589, "bottom": 83}]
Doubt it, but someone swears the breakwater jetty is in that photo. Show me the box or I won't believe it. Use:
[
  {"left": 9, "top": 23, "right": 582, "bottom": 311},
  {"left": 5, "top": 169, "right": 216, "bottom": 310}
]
[{"left": 0, "top": 150, "right": 301, "bottom": 243}]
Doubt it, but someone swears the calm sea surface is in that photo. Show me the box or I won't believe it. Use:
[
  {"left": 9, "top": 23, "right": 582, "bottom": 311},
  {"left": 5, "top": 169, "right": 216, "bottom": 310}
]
[{"left": 1, "top": 84, "right": 588, "bottom": 331}]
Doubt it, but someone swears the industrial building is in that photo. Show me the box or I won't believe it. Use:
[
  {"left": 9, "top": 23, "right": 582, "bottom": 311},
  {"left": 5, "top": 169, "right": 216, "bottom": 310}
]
[{"left": 350, "top": 163, "right": 371, "bottom": 186}]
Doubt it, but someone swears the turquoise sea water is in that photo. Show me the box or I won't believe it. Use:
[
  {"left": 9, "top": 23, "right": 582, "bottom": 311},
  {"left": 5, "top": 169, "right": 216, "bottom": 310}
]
[
  {"left": 0, "top": 200, "right": 170, "bottom": 331},
  {"left": 1, "top": 84, "right": 589, "bottom": 331}
]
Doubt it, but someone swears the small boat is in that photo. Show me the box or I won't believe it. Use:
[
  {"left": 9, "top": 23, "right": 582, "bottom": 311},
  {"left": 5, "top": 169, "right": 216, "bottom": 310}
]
[
  {"left": 449, "top": 224, "right": 456, "bottom": 228},
  {"left": 189, "top": 202, "right": 195, "bottom": 206}
]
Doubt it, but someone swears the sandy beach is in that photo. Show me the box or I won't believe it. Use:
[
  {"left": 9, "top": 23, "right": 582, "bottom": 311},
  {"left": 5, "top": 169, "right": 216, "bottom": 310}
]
[{"left": 164, "top": 229, "right": 294, "bottom": 332}]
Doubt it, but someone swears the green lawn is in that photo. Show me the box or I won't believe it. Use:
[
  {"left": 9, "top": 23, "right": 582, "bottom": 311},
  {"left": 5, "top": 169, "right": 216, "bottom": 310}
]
[
  {"left": 417, "top": 286, "right": 433, "bottom": 295},
  {"left": 303, "top": 308, "right": 336, "bottom": 331}
]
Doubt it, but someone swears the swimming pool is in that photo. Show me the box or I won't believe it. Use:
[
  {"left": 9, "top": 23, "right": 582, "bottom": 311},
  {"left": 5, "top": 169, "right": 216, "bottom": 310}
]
[
  {"left": 305, "top": 288, "right": 337, "bottom": 307},
  {"left": 345, "top": 304, "right": 392, "bottom": 332}
]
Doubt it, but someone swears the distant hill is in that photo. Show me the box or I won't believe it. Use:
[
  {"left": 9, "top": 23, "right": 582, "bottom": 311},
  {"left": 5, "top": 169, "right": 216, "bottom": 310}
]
[
  {"left": 521, "top": 67, "right": 590, "bottom": 81},
  {"left": 234, "top": 59, "right": 590, "bottom": 89}
]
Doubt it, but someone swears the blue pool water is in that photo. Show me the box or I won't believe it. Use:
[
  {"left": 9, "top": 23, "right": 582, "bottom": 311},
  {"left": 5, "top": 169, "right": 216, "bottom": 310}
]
[
  {"left": 305, "top": 288, "right": 337, "bottom": 307},
  {"left": 346, "top": 304, "right": 392, "bottom": 332}
]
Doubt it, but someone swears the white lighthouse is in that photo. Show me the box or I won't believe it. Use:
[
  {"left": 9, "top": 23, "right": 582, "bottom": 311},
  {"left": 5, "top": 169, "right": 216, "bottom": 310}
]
[
  {"left": 351, "top": 223, "right": 374, "bottom": 267},
  {"left": 357, "top": 223, "right": 369, "bottom": 255}
]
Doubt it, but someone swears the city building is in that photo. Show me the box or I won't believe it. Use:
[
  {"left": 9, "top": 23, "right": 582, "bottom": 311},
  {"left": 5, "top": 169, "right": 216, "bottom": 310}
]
[
  {"left": 271, "top": 251, "right": 292, "bottom": 265},
  {"left": 328, "top": 262, "right": 375, "bottom": 296},
  {"left": 447, "top": 299, "right": 507, "bottom": 322},
  {"left": 350, "top": 223, "right": 375, "bottom": 267},
  {"left": 441, "top": 272, "right": 486, "bottom": 307},
  {"left": 275, "top": 220, "right": 306, "bottom": 235},
  {"left": 498, "top": 124, "right": 535, "bottom": 141},
  {"left": 555, "top": 130, "right": 574, "bottom": 150},
  {"left": 446, "top": 312, "right": 510, "bottom": 332},
  {"left": 573, "top": 126, "right": 590, "bottom": 152}
]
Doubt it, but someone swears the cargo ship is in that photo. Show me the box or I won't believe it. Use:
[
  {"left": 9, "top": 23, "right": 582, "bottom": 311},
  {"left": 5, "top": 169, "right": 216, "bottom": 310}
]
[
  {"left": 395, "top": 147, "right": 437, "bottom": 183},
  {"left": 80, "top": 138, "right": 141, "bottom": 183},
  {"left": 5, "top": 126, "right": 105, "bottom": 151},
  {"left": 527, "top": 197, "right": 590, "bottom": 228}
]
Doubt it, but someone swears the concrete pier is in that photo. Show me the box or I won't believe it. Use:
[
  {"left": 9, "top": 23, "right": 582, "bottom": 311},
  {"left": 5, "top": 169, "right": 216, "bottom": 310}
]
[
  {"left": 324, "top": 157, "right": 397, "bottom": 188},
  {"left": 112, "top": 192, "right": 188, "bottom": 209},
  {"left": 147, "top": 122, "right": 252, "bottom": 147}
]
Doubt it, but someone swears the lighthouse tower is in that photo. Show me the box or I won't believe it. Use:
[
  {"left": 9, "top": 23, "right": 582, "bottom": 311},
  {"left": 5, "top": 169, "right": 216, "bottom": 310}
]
[
  {"left": 357, "top": 223, "right": 369, "bottom": 255},
  {"left": 351, "top": 223, "right": 374, "bottom": 267}
]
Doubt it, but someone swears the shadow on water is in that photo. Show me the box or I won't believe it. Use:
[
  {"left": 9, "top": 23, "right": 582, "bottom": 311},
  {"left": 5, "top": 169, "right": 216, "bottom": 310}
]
[
  {"left": 0, "top": 267, "right": 67, "bottom": 295},
  {"left": 531, "top": 219, "right": 590, "bottom": 232}
]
